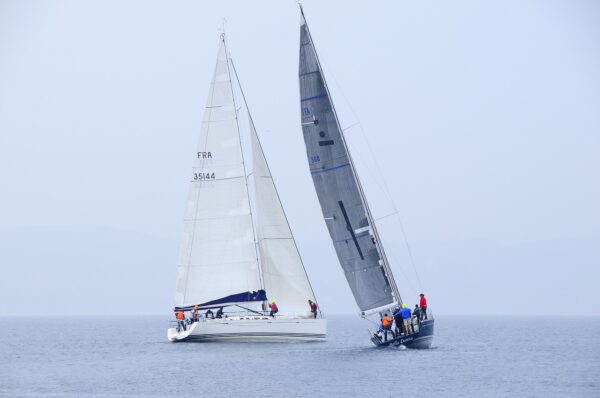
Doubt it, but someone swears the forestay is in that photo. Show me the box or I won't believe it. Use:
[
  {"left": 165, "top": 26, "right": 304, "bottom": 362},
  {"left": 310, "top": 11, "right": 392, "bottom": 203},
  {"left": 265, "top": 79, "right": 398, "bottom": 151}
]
[
  {"left": 298, "top": 10, "right": 398, "bottom": 313},
  {"left": 249, "top": 118, "right": 317, "bottom": 315},
  {"left": 175, "top": 37, "right": 262, "bottom": 309}
]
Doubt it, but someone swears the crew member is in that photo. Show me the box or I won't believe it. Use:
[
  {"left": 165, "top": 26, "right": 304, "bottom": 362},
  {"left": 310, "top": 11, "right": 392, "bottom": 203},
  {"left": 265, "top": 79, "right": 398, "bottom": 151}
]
[
  {"left": 401, "top": 303, "right": 413, "bottom": 334},
  {"left": 205, "top": 308, "right": 214, "bottom": 319},
  {"left": 308, "top": 300, "right": 318, "bottom": 318},
  {"left": 419, "top": 293, "right": 428, "bottom": 320},
  {"left": 380, "top": 313, "right": 394, "bottom": 341},
  {"left": 393, "top": 307, "right": 403, "bottom": 335},
  {"left": 216, "top": 307, "right": 224, "bottom": 319},
  {"left": 175, "top": 310, "right": 186, "bottom": 332},
  {"left": 191, "top": 305, "right": 199, "bottom": 322},
  {"left": 269, "top": 300, "right": 279, "bottom": 317},
  {"left": 412, "top": 304, "right": 422, "bottom": 324}
]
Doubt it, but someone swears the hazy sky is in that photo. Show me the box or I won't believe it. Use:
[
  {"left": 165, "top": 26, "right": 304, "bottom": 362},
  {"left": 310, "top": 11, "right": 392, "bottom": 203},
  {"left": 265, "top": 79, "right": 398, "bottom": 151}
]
[{"left": 1, "top": 0, "right": 599, "bottom": 316}]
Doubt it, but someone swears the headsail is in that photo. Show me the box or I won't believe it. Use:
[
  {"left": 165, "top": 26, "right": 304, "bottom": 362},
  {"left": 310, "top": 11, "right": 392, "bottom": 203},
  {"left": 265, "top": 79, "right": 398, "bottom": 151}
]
[
  {"left": 298, "top": 7, "right": 400, "bottom": 314},
  {"left": 175, "top": 36, "right": 262, "bottom": 309},
  {"left": 249, "top": 116, "right": 318, "bottom": 314}
]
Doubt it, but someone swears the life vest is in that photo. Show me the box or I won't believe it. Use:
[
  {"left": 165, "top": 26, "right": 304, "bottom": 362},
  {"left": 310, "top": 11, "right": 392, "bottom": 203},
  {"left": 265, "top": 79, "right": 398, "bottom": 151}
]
[
  {"left": 175, "top": 311, "right": 185, "bottom": 320},
  {"left": 420, "top": 296, "right": 427, "bottom": 308},
  {"left": 270, "top": 303, "right": 278, "bottom": 312},
  {"left": 382, "top": 316, "right": 392, "bottom": 328}
]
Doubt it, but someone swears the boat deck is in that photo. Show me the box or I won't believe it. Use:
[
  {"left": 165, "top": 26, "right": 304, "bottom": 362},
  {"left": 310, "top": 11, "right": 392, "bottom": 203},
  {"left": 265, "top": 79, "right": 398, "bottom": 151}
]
[{"left": 371, "top": 319, "right": 435, "bottom": 349}]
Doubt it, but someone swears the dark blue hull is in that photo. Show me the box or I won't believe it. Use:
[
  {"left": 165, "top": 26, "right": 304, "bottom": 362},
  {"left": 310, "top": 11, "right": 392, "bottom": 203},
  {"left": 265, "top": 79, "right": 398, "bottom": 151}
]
[{"left": 371, "top": 319, "right": 435, "bottom": 349}]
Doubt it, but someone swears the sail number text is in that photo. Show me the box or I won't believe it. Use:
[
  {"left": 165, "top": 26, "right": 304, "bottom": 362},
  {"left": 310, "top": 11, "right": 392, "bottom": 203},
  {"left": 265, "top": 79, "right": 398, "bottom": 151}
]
[
  {"left": 310, "top": 154, "right": 321, "bottom": 164},
  {"left": 194, "top": 152, "right": 215, "bottom": 180},
  {"left": 193, "top": 172, "right": 215, "bottom": 181}
]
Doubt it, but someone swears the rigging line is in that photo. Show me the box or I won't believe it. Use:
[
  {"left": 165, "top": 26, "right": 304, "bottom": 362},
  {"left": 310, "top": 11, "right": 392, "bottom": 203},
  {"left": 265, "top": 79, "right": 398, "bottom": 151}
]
[
  {"left": 342, "top": 137, "right": 394, "bottom": 216},
  {"left": 318, "top": 57, "right": 424, "bottom": 294},
  {"left": 343, "top": 135, "right": 423, "bottom": 293},
  {"left": 229, "top": 56, "right": 322, "bottom": 306},
  {"left": 342, "top": 133, "right": 420, "bottom": 291},
  {"left": 375, "top": 211, "right": 398, "bottom": 222},
  {"left": 235, "top": 304, "right": 264, "bottom": 316},
  {"left": 386, "top": 247, "right": 418, "bottom": 296},
  {"left": 342, "top": 122, "right": 360, "bottom": 132}
]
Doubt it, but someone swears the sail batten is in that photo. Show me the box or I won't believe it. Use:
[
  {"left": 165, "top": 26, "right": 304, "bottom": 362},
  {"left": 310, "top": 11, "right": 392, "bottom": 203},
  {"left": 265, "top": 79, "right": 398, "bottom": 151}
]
[{"left": 298, "top": 7, "right": 400, "bottom": 312}]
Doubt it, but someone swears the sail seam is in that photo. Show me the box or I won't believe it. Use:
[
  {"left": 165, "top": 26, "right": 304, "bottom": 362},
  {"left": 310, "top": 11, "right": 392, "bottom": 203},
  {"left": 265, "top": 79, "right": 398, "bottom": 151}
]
[
  {"left": 310, "top": 163, "right": 350, "bottom": 174},
  {"left": 183, "top": 213, "right": 252, "bottom": 222},
  {"left": 301, "top": 92, "right": 328, "bottom": 102},
  {"left": 189, "top": 175, "right": 245, "bottom": 182}
]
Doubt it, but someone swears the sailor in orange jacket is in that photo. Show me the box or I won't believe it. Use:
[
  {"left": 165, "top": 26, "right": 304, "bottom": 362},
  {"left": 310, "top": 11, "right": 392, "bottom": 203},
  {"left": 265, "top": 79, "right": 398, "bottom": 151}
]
[
  {"left": 379, "top": 314, "right": 394, "bottom": 342},
  {"left": 381, "top": 314, "right": 393, "bottom": 329},
  {"left": 175, "top": 310, "right": 186, "bottom": 331}
]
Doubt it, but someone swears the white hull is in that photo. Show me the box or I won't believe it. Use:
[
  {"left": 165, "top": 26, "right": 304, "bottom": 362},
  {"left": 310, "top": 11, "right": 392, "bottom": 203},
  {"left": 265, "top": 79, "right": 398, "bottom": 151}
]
[{"left": 168, "top": 316, "right": 326, "bottom": 342}]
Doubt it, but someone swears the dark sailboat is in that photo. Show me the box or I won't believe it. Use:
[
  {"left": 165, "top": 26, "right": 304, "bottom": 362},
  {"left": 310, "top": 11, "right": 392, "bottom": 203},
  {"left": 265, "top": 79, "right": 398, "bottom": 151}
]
[{"left": 297, "top": 5, "right": 434, "bottom": 348}]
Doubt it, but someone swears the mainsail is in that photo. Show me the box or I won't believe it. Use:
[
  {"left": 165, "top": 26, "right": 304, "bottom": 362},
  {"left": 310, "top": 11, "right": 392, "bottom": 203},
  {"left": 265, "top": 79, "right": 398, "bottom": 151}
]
[
  {"left": 175, "top": 34, "right": 318, "bottom": 315},
  {"left": 298, "top": 7, "right": 401, "bottom": 314},
  {"left": 175, "top": 37, "right": 263, "bottom": 310}
]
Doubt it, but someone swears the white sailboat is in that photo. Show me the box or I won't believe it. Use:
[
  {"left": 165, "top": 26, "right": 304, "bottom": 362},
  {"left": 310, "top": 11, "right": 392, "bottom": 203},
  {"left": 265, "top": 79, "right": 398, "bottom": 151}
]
[{"left": 168, "top": 34, "right": 326, "bottom": 342}]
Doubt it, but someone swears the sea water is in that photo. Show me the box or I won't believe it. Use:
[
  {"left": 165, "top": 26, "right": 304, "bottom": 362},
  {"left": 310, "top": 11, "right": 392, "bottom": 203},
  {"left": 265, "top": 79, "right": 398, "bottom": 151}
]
[{"left": 1, "top": 316, "right": 598, "bottom": 397}]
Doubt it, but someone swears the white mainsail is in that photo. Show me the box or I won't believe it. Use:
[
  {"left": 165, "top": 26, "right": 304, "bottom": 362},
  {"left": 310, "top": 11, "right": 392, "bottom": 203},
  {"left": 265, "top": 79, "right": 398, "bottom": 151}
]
[
  {"left": 249, "top": 118, "right": 317, "bottom": 315},
  {"left": 175, "top": 37, "right": 262, "bottom": 309}
]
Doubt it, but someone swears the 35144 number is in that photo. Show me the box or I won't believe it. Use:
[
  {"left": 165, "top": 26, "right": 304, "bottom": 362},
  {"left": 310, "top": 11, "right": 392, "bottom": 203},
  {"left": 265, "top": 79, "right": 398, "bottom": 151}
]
[{"left": 193, "top": 172, "right": 215, "bottom": 180}]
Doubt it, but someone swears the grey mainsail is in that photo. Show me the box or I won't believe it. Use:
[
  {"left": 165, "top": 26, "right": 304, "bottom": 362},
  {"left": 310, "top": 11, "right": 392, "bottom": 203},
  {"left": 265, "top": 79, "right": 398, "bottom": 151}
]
[{"left": 298, "top": 8, "right": 401, "bottom": 314}]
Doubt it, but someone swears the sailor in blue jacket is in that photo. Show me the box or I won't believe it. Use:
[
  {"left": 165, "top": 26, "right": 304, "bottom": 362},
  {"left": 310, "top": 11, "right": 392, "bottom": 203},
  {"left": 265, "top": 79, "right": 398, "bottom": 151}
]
[{"left": 400, "top": 303, "right": 413, "bottom": 335}]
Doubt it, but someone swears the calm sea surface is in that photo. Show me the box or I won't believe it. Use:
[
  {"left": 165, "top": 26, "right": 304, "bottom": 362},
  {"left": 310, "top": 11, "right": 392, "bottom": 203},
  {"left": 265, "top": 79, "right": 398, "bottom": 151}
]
[{"left": 1, "top": 316, "right": 598, "bottom": 397}]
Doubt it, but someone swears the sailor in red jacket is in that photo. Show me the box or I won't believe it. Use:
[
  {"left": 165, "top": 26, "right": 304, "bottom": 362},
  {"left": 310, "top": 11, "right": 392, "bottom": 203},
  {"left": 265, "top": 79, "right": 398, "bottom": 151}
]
[
  {"left": 419, "top": 293, "right": 428, "bottom": 320},
  {"left": 268, "top": 300, "right": 279, "bottom": 318},
  {"left": 308, "top": 299, "right": 318, "bottom": 318}
]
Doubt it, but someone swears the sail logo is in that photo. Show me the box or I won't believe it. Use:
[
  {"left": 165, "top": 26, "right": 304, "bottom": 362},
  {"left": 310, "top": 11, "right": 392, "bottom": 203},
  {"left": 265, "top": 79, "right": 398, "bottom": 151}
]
[{"left": 303, "top": 107, "right": 311, "bottom": 116}]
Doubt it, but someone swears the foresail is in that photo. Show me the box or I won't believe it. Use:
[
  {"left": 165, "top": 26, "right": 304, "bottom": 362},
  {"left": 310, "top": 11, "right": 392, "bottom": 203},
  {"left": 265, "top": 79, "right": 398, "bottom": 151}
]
[
  {"left": 299, "top": 12, "right": 397, "bottom": 313},
  {"left": 250, "top": 120, "right": 316, "bottom": 315},
  {"left": 175, "top": 37, "right": 261, "bottom": 309}
]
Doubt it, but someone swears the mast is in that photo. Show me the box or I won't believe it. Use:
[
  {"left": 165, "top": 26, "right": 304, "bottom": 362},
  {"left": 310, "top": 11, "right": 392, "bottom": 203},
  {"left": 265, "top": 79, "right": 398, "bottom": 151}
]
[
  {"left": 174, "top": 34, "right": 267, "bottom": 311},
  {"left": 222, "top": 32, "right": 265, "bottom": 294},
  {"left": 299, "top": 5, "right": 402, "bottom": 309},
  {"left": 229, "top": 58, "right": 321, "bottom": 311}
]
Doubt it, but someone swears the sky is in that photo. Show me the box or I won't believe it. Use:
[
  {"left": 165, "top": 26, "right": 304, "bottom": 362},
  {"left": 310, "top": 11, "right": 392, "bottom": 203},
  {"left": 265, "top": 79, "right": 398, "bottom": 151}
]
[{"left": 0, "top": 0, "right": 599, "bottom": 316}]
